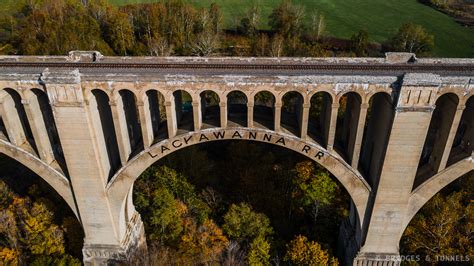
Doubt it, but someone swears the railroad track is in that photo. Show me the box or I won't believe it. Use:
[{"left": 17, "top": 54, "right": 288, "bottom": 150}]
[{"left": 0, "top": 62, "right": 472, "bottom": 73}]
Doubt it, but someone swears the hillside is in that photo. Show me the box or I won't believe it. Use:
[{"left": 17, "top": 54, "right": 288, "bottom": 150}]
[{"left": 2, "top": 0, "right": 474, "bottom": 57}]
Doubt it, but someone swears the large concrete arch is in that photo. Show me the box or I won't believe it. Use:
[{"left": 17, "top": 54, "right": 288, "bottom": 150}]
[
  {"left": 106, "top": 127, "right": 371, "bottom": 239},
  {"left": 0, "top": 139, "right": 78, "bottom": 218},
  {"left": 403, "top": 156, "right": 473, "bottom": 237}
]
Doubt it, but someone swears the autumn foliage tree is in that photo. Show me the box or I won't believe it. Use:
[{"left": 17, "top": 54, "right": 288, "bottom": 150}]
[
  {"left": 223, "top": 203, "right": 273, "bottom": 265},
  {"left": 269, "top": 0, "right": 306, "bottom": 54},
  {"left": 293, "top": 161, "right": 338, "bottom": 222},
  {"left": 401, "top": 190, "right": 473, "bottom": 260},
  {"left": 389, "top": 22, "right": 434, "bottom": 55},
  {"left": 134, "top": 166, "right": 229, "bottom": 263},
  {"left": 285, "top": 235, "right": 338, "bottom": 265},
  {"left": 0, "top": 180, "right": 80, "bottom": 265}
]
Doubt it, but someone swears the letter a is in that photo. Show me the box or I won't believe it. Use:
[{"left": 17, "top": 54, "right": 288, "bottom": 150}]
[
  {"left": 161, "top": 145, "right": 170, "bottom": 154},
  {"left": 232, "top": 131, "right": 243, "bottom": 139},
  {"left": 199, "top": 134, "right": 210, "bottom": 142},
  {"left": 275, "top": 137, "right": 286, "bottom": 146}
]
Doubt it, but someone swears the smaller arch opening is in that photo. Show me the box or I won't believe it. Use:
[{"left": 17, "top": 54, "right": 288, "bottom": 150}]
[
  {"left": 1, "top": 88, "right": 37, "bottom": 153},
  {"left": 359, "top": 92, "right": 394, "bottom": 187},
  {"left": 227, "top": 91, "right": 247, "bottom": 127},
  {"left": 281, "top": 91, "right": 304, "bottom": 137},
  {"left": 448, "top": 96, "right": 473, "bottom": 166},
  {"left": 145, "top": 90, "right": 168, "bottom": 143},
  {"left": 91, "top": 89, "right": 121, "bottom": 178},
  {"left": 200, "top": 90, "right": 220, "bottom": 128},
  {"left": 253, "top": 91, "right": 275, "bottom": 130},
  {"left": 415, "top": 93, "right": 459, "bottom": 187},
  {"left": 308, "top": 92, "right": 332, "bottom": 147},
  {"left": 335, "top": 92, "right": 362, "bottom": 162},
  {"left": 174, "top": 90, "right": 194, "bottom": 134},
  {"left": 31, "top": 89, "right": 68, "bottom": 174},
  {"left": 119, "top": 90, "right": 144, "bottom": 155}
]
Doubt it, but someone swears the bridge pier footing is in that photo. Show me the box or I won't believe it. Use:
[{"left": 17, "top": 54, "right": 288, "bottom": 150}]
[
  {"left": 83, "top": 213, "right": 147, "bottom": 266},
  {"left": 353, "top": 252, "right": 401, "bottom": 265}
]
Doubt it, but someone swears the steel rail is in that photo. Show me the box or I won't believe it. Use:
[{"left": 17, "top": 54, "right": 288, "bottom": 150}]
[{"left": 0, "top": 62, "right": 472, "bottom": 73}]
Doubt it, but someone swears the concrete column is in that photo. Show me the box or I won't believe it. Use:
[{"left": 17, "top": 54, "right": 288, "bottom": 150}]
[
  {"left": 300, "top": 103, "right": 310, "bottom": 139},
  {"left": 42, "top": 69, "right": 147, "bottom": 264},
  {"left": 247, "top": 101, "right": 254, "bottom": 128},
  {"left": 0, "top": 91, "right": 27, "bottom": 146},
  {"left": 351, "top": 103, "right": 369, "bottom": 168},
  {"left": 110, "top": 99, "right": 131, "bottom": 165},
  {"left": 165, "top": 101, "right": 177, "bottom": 137},
  {"left": 437, "top": 105, "right": 465, "bottom": 172},
  {"left": 326, "top": 103, "right": 339, "bottom": 151},
  {"left": 44, "top": 82, "right": 121, "bottom": 249},
  {"left": 22, "top": 93, "right": 55, "bottom": 164},
  {"left": 220, "top": 102, "right": 227, "bottom": 128},
  {"left": 357, "top": 82, "right": 438, "bottom": 262},
  {"left": 82, "top": 212, "right": 148, "bottom": 265},
  {"left": 137, "top": 100, "right": 154, "bottom": 149},
  {"left": 192, "top": 101, "right": 202, "bottom": 131},
  {"left": 274, "top": 103, "right": 282, "bottom": 132}
]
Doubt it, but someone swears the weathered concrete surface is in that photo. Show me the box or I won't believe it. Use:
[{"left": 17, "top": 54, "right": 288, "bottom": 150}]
[
  {"left": 0, "top": 139, "right": 77, "bottom": 218},
  {"left": 0, "top": 53, "right": 472, "bottom": 265}
]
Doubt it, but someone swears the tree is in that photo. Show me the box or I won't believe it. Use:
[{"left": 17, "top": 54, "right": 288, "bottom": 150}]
[
  {"left": 239, "top": 4, "right": 261, "bottom": 36},
  {"left": 103, "top": 7, "right": 135, "bottom": 55},
  {"left": 179, "top": 218, "right": 228, "bottom": 264},
  {"left": 293, "top": 161, "right": 338, "bottom": 222},
  {"left": 350, "top": 30, "right": 369, "bottom": 56},
  {"left": 247, "top": 236, "right": 271, "bottom": 266},
  {"left": 222, "top": 203, "right": 273, "bottom": 245},
  {"left": 134, "top": 185, "right": 187, "bottom": 244},
  {"left": 401, "top": 191, "right": 473, "bottom": 260},
  {"left": 192, "top": 29, "right": 220, "bottom": 56},
  {"left": 309, "top": 12, "right": 325, "bottom": 40},
  {"left": 0, "top": 180, "right": 80, "bottom": 265},
  {"left": 269, "top": 0, "right": 305, "bottom": 39},
  {"left": 222, "top": 203, "right": 273, "bottom": 265},
  {"left": 268, "top": 0, "right": 305, "bottom": 53},
  {"left": 389, "top": 22, "right": 434, "bottom": 55},
  {"left": 270, "top": 34, "right": 285, "bottom": 57},
  {"left": 6, "top": 0, "right": 111, "bottom": 55},
  {"left": 285, "top": 235, "right": 338, "bottom": 265},
  {"left": 134, "top": 165, "right": 210, "bottom": 225}
]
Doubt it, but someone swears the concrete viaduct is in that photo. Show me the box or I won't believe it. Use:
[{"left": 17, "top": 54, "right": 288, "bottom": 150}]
[{"left": 0, "top": 51, "right": 472, "bottom": 265}]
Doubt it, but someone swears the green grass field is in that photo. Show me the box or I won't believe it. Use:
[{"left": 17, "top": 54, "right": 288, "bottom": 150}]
[
  {"left": 111, "top": 0, "right": 474, "bottom": 57},
  {"left": 3, "top": 0, "right": 474, "bottom": 57}
]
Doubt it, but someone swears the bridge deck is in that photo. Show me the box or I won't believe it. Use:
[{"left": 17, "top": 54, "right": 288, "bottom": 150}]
[{"left": 0, "top": 53, "right": 473, "bottom": 77}]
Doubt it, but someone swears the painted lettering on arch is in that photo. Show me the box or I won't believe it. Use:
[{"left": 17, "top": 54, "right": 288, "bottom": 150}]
[{"left": 153, "top": 129, "right": 326, "bottom": 160}]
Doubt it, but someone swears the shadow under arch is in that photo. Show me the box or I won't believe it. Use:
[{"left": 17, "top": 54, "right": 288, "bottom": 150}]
[
  {"left": 200, "top": 90, "right": 220, "bottom": 128},
  {"left": 403, "top": 158, "right": 473, "bottom": 237},
  {"left": 399, "top": 167, "right": 473, "bottom": 257},
  {"left": 0, "top": 139, "right": 79, "bottom": 219},
  {"left": 106, "top": 127, "right": 371, "bottom": 240},
  {"left": 415, "top": 92, "right": 460, "bottom": 187}
]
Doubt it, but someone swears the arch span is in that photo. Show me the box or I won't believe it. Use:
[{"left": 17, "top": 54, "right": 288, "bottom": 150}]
[
  {"left": 403, "top": 156, "right": 473, "bottom": 236},
  {"left": 106, "top": 127, "right": 371, "bottom": 238},
  {"left": 0, "top": 139, "right": 78, "bottom": 218}
]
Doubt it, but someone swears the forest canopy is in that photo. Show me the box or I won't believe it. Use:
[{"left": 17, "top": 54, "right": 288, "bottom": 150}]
[{"left": 0, "top": 0, "right": 436, "bottom": 57}]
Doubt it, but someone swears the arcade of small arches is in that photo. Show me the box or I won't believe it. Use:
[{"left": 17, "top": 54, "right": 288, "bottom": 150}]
[{"left": 0, "top": 61, "right": 472, "bottom": 265}]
